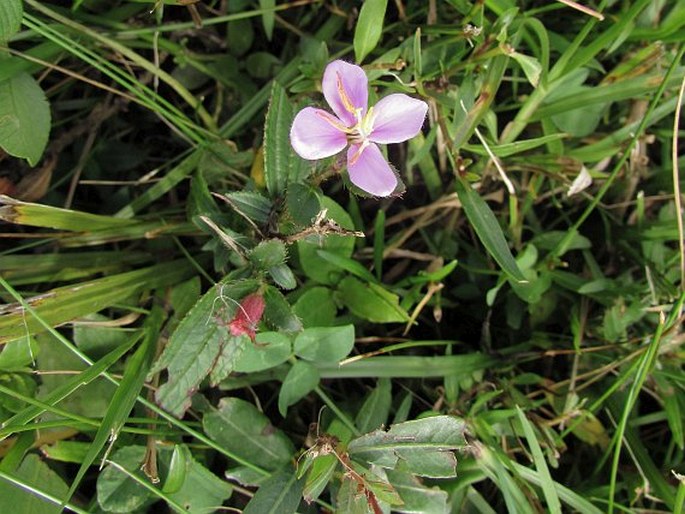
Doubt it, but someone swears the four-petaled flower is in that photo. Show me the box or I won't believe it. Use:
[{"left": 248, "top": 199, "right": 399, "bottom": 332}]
[{"left": 290, "top": 60, "right": 428, "bottom": 197}]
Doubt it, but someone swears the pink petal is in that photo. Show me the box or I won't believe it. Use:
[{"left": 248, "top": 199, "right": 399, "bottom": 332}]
[
  {"left": 322, "top": 60, "right": 368, "bottom": 126},
  {"left": 290, "top": 107, "right": 348, "bottom": 160},
  {"left": 346, "top": 143, "right": 399, "bottom": 197},
  {"left": 369, "top": 94, "right": 428, "bottom": 144}
]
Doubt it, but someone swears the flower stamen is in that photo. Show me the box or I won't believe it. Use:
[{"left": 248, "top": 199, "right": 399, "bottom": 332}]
[{"left": 336, "top": 72, "right": 358, "bottom": 115}]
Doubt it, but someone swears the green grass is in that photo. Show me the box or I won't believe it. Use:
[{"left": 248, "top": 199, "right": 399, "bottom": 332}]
[{"left": 0, "top": 0, "right": 684, "bottom": 513}]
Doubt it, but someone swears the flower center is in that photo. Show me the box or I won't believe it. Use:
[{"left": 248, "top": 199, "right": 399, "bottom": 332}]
[{"left": 348, "top": 107, "right": 375, "bottom": 146}]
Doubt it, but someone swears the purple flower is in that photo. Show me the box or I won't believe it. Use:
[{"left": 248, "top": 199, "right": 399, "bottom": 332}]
[{"left": 290, "top": 60, "right": 428, "bottom": 197}]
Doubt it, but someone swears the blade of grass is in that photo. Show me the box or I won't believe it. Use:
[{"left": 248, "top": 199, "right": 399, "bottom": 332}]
[
  {"left": 515, "top": 406, "right": 562, "bottom": 513},
  {"left": 62, "top": 306, "right": 163, "bottom": 507},
  {"left": 0, "top": 470, "right": 89, "bottom": 514}
]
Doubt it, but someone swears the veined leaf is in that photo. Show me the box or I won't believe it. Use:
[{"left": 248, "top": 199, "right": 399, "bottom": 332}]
[
  {"left": 243, "top": 467, "right": 303, "bottom": 514},
  {"left": 294, "top": 325, "right": 355, "bottom": 363},
  {"left": 348, "top": 415, "right": 467, "bottom": 478},
  {"left": 354, "top": 0, "right": 389, "bottom": 63},
  {"left": 0, "top": 73, "right": 51, "bottom": 166},
  {"left": 152, "top": 279, "right": 258, "bottom": 417},
  {"left": 203, "top": 397, "right": 295, "bottom": 472},
  {"left": 0, "top": 0, "right": 22, "bottom": 43},
  {"left": 263, "top": 81, "right": 293, "bottom": 197},
  {"left": 454, "top": 176, "right": 526, "bottom": 283},
  {"left": 278, "top": 359, "right": 320, "bottom": 416}
]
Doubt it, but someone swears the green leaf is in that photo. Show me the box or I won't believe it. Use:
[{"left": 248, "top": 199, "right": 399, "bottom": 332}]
[
  {"left": 152, "top": 279, "right": 258, "bottom": 417},
  {"left": 0, "top": 454, "right": 69, "bottom": 514},
  {"left": 516, "top": 406, "right": 562, "bottom": 513},
  {"left": 286, "top": 183, "right": 320, "bottom": 225},
  {"left": 294, "top": 325, "right": 355, "bottom": 363},
  {"left": 162, "top": 445, "right": 187, "bottom": 494},
  {"left": 454, "top": 176, "right": 526, "bottom": 283},
  {"left": 0, "top": 333, "right": 139, "bottom": 438},
  {"left": 160, "top": 446, "right": 233, "bottom": 514},
  {"left": 385, "top": 468, "right": 448, "bottom": 514},
  {"left": 511, "top": 52, "right": 542, "bottom": 87},
  {"left": 268, "top": 264, "right": 297, "bottom": 290},
  {"left": 348, "top": 415, "right": 467, "bottom": 478},
  {"left": 354, "top": 0, "right": 389, "bottom": 63},
  {"left": 249, "top": 239, "right": 287, "bottom": 270},
  {"left": 263, "top": 81, "right": 293, "bottom": 196},
  {"left": 297, "top": 197, "right": 356, "bottom": 285},
  {"left": 258, "top": 0, "right": 275, "bottom": 40},
  {"left": 317, "top": 249, "right": 378, "bottom": 284},
  {"left": 234, "top": 331, "right": 292, "bottom": 373},
  {"left": 66, "top": 307, "right": 163, "bottom": 505},
  {"left": 301, "top": 419, "right": 354, "bottom": 502},
  {"left": 293, "top": 287, "right": 336, "bottom": 327},
  {"left": 0, "top": 72, "right": 51, "bottom": 166},
  {"left": 278, "top": 360, "right": 320, "bottom": 416},
  {"left": 222, "top": 191, "right": 273, "bottom": 226},
  {"left": 337, "top": 276, "right": 409, "bottom": 323},
  {"left": 244, "top": 467, "right": 304, "bottom": 514},
  {"left": 263, "top": 285, "right": 303, "bottom": 332},
  {"left": 0, "top": 0, "right": 22, "bottom": 43},
  {"left": 0, "top": 337, "right": 38, "bottom": 371},
  {"left": 355, "top": 378, "right": 392, "bottom": 433},
  {"left": 203, "top": 397, "right": 295, "bottom": 471},
  {"left": 97, "top": 446, "right": 151, "bottom": 513}
]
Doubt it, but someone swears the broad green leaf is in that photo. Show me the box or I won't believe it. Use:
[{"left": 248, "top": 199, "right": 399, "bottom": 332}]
[
  {"left": 348, "top": 415, "right": 467, "bottom": 478},
  {"left": 0, "top": 0, "right": 22, "bottom": 43},
  {"left": 293, "top": 287, "right": 336, "bottom": 327},
  {"left": 222, "top": 191, "right": 273, "bottom": 226},
  {"left": 268, "top": 263, "right": 297, "bottom": 290},
  {"left": 278, "top": 359, "right": 320, "bottom": 416},
  {"left": 263, "top": 81, "right": 292, "bottom": 196},
  {"left": 297, "top": 197, "right": 356, "bottom": 285},
  {"left": 354, "top": 0, "right": 389, "bottom": 63},
  {"left": 0, "top": 73, "right": 51, "bottom": 166},
  {"left": 234, "top": 331, "right": 292, "bottom": 373},
  {"left": 40, "top": 441, "right": 90, "bottom": 464},
  {"left": 294, "top": 325, "right": 355, "bottom": 363},
  {"left": 336, "top": 475, "right": 376, "bottom": 514},
  {"left": 286, "top": 183, "right": 320, "bottom": 225},
  {"left": 208, "top": 334, "right": 248, "bottom": 385},
  {"left": 97, "top": 446, "right": 151, "bottom": 513},
  {"left": 511, "top": 52, "right": 542, "bottom": 87},
  {"left": 152, "top": 279, "right": 258, "bottom": 417},
  {"left": 385, "top": 468, "right": 448, "bottom": 514},
  {"left": 203, "top": 397, "right": 295, "bottom": 471},
  {"left": 249, "top": 239, "right": 287, "bottom": 270},
  {"left": 317, "top": 249, "right": 378, "bottom": 284},
  {"left": 355, "top": 378, "right": 392, "bottom": 433},
  {"left": 0, "top": 337, "right": 38, "bottom": 370},
  {"left": 243, "top": 467, "right": 304, "bottom": 514},
  {"left": 263, "top": 285, "right": 303, "bottom": 332},
  {"left": 454, "top": 176, "right": 526, "bottom": 283},
  {"left": 163, "top": 445, "right": 188, "bottom": 494},
  {"left": 73, "top": 314, "right": 132, "bottom": 360},
  {"left": 0, "top": 454, "right": 69, "bottom": 514},
  {"left": 159, "top": 446, "right": 233, "bottom": 514},
  {"left": 337, "top": 276, "right": 409, "bottom": 323}
]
